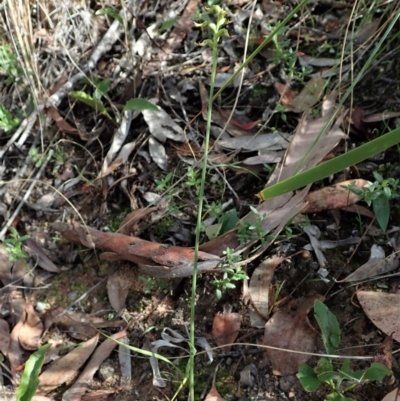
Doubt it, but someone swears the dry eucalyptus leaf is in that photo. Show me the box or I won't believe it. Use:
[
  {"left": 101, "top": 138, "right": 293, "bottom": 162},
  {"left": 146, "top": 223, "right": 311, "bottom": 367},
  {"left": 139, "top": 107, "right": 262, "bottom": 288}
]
[
  {"left": 342, "top": 245, "right": 399, "bottom": 282},
  {"left": 217, "top": 133, "right": 291, "bottom": 152},
  {"left": 248, "top": 256, "right": 285, "bottom": 327},
  {"left": 263, "top": 295, "right": 322, "bottom": 375},
  {"left": 19, "top": 302, "right": 43, "bottom": 351},
  {"left": 357, "top": 291, "right": 400, "bottom": 342},
  {"left": 382, "top": 387, "right": 400, "bottom": 401},
  {"left": 107, "top": 271, "right": 130, "bottom": 313},
  {"left": 205, "top": 386, "right": 227, "bottom": 401},
  {"left": 142, "top": 103, "right": 184, "bottom": 143},
  {"left": 38, "top": 334, "right": 99, "bottom": 394},
  {"left": 148, "top": 137, "right": 169, "bottom": 171},
  {"left": 212, "top": 311, "right": 241, "bottom": 352},
  {"left": 289, "top": 77, "right": 325, "bottom": 113},
  {"left": 302, "top": 179, "right": 370, "bottom": 214}
]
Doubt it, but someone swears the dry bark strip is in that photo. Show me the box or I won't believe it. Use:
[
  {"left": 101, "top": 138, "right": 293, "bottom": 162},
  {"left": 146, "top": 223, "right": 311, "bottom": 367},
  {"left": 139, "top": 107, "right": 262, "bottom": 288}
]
[{"left": 53, "top": 222, "right": 220, "bottom": 278}]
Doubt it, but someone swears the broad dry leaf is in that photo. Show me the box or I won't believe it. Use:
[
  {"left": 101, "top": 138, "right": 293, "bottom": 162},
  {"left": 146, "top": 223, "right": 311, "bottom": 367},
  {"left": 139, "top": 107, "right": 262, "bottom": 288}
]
[
  {"left": 0, "top": 318, "right": 10, "bottom": 355},
  {"left": 119, "top": 206, "right": 158, "bottom": 236},
  {"left": 341, "top": 245, "right": 398, "bottom": 282},
  {"left": 107, "top": 271, "right": 130, "bottom": 313},
  {"left": 46, "top": 106, "right": 78, "bottom": 133},
  {"left": 0, "top": 244, "right": 15, "bottom": 286},
  {"left": 19, "top": 302, "right": 43, "bottom": 351},
  {"left": 212, "top": 311, "right": 241, "bottom": 352},
  {"left": 50, "top": 308, "right": 122, "bottom": 341},
  {"left": 302, "top": 179, "right": 370, "bottom": 213},
  {"left": 62, "top": 329, "right": 127, "bottom": 401},
  {"left": 23, "top": 238, "right": 60, "bottom": 272},
  {"left": 7, "top": 318, "right": 27, "bottom": 378},
  {"left": 357, "top": 291, "right": 400, "bottom": 342},
  {"left": 217, "top": 133, "right": 291, "bottom": 152},
  {"left": 273, "top": 81, "right": 297, "bottom": 106},
  {"left": 288, "top": 77, "right": 325, "bottom": 113},
  {"left": 382, "top": 387, "right": 400, "bottom": 401},
  {"left": 248, "top": 256, "right": 285, "bottom": 327},
  {"left": 38, "top": 334, "right": 99, "bottom": 394},
  {"left": 263, "top": 295, "right": 322, "bottom": 375},
  {"left": 205, "top": 386, "right": 227, "bottom": 401},
  {"left": 148, "top": 136, "right": 169, "bottom": 171},
  {"left": 142, "top": 104, "right": 184, "bottom": 143}
]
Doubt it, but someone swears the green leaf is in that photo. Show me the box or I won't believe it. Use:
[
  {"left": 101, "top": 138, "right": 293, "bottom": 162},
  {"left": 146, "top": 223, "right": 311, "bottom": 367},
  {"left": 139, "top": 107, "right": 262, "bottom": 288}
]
[
  {"left": 372, "top": 196, "right": 390, "bottom": 232},
  {"left": 70, "top": 91, "right": 111, "bottom": 119},
  {"left": 95, "top": 7, "right": 123, "bottom": 24},
  {"left": 259, "top": 127, "right": 400, "bottom": 200},
  {"left": 297, "top": 364, "right": 321, "bottom": 392},
  {"left": 316, "top": 357, "right": 334, "bottom": 374},
  {"left": 159, "top": 18, "right": 177, "bottom": 33},
  {"left": 220, "top": 209, "right": 239, "bottom": 234},
  {"left": 314, "top": 300, "right": 341, "bottom": 355},
  {"left": 93, "top": 79, "right": 110, "bottom": 101},
  {"left": 123, "top": 98, "right": 159, "bottom": 112},
  {"left": 205, "top": 224, "right": 222, "bottom": 240},
  {"left": 318, "top": 370, "right": 346, "bottom": 383},
  {"left": 340, "top": 359, "right": 351, "bottom": 375},
  {"left": 362, "top": 362, "right": 391, "bottom": 381},
  {"left": 325, "top": 393, "right": 355, "bottom": 401},
  {"left": 16, "top": 343, "right": 51, "bottom": 401}
]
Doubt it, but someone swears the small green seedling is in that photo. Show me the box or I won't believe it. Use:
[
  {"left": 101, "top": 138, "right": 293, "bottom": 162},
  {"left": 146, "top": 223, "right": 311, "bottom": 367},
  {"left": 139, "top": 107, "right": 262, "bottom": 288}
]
[
  {"left": 210, "top": 248, "right": 248, "bottom": 299},
  {"left": 347, "top": 171, "right": 399, "bottom": 232},
  {"left": 297, "top": 300, "right": 390, "bottom": 401},
  {"left": 4, "top": 227, "right": 30, "bottom": 262}
]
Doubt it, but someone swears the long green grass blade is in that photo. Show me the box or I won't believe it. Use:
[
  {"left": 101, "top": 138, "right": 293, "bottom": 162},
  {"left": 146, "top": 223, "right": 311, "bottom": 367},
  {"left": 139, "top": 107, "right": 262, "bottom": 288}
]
[{"left": 259, "top": 128, "right": 400, "bottom": 200}]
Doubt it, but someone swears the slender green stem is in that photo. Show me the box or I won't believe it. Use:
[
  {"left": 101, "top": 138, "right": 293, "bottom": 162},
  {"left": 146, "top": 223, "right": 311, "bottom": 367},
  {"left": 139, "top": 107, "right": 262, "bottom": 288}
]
[{"left": 188, "top": 24, "right": 220, "bottom": 401}]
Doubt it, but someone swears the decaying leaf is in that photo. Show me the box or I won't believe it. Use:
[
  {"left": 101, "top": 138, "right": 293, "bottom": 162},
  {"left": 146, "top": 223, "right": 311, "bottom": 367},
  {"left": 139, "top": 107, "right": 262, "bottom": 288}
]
[
  {"left": 288, "top": 77, "right": 325, "bottom": 113},
  {"left": 341, "top": 245, "right": 399, "bottom": 282},
  {"left": 118, "top": 206, "right": 159, "bottom": 236},
  {"left": 61, "top": 329, "right": 127, "bottom": 401},
  {"left": 382, "top": 387, "right": 400, "bottom": 401},
  {"left": 148, "top": 136, "right": 169, "bottom": 171},
  {"left": 212, "top": 308, "right": 241, "bottom": 352},
  {"left": 0, "top": 318, "right": 10, "bottom": 355},
  {"left": 217, "top": 133, "right": 291, "bottom": 152},
  {"left": 142, "top": 102, "right": 184, "bottom": 143},
  {"left": 38, "top": 334, "right": 99, "bottom": 394},
  {"left": 263, "top": 295, "right": 322, "bottom": 375},
  {"left": 107, "top": 271, "right": 130, "bottom": 313},
  {"left": 205, "top": 385, "right": 227, "bottom": 401},
  {"left": 357, "top": 291, "right": 400, "bottom": 342},
  {"left": 248, "top": 256, "right": 285, "bottom": 327},
  {"left": 19, "top": 302, "right": 43, "bottom": 351},
  {"left": 302, "top": 179, "right": 370, "bottom": 214},
  {"left": 7, "top": 317, "right": 27, "bottom": 378}
]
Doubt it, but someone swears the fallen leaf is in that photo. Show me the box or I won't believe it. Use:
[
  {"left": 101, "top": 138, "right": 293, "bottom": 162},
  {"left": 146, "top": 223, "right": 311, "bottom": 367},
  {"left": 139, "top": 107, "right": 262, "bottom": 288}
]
[
  {"left": 288, "top": 77, "right": 325, "bottom": 113},
  {"left": 205, "top": 385, "right": 227, "bottom": 401},
  {"left": 7, "top": 317, "right": 27, "bottom": 378},
  {"left": 341, "top": 245, "right": 399, "bottom": 282},
  {"left": 273, "top": 81, "right": 297, "bottom": 106},
  {"left": 142, "top": 103, "right": 184, "bottom": 143},
  {"left": 19, "top": 303, "right": 43, "bottom": 351},
  {"left": 263, "top": 295, "right": 322, "bottom": 375},
  {"left": 61, "top": 329, "right": 127, "bottom": 401},
  {"left": 212, "top": 308, "right": 241, "bottom": 352},
  {"left": 382, "top": 387, "right": 400, "bottom": 401},
  {"left": 217, "top": 133, "right": 291, "bottom": 152},
  {"left": 38, "top": 334, "right": 99, "bottom": 394},
  {"left": 148, "top": 136, "right": 169, "bottom": 171},
  {"left": 302, "top": 179, "right": 370, "bottom": 213},
  {"left": 362, "top": 111, "right": 400, "bottom": 123},
  {"left": 248, "top": 256, "right": 285, "bottom": 327},
  {"left": 357, "top": 291, "right": 400, "bottom": 342},
  {"left": 107, "top": 271, "right": 130, "bottom": 313},
  {"left": 23, "top": 238, "right": 60, "bottom": 273},
  {"left": 119, "top": 206, "right": 158, "bottom": 236},
  {"left": 46, "top": 106, "right": 78, "bottom": 133},
  {"left": 0, "top": 318, "right": 10, "bottom": 355}
]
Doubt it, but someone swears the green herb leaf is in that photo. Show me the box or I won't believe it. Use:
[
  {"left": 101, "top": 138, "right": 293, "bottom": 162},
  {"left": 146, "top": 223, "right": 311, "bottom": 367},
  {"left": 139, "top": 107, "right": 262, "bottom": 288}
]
[
  {"left": 314, "top": 300, "right": 341, "bottom": 355},
  {"left": 297, "top": 364, "right": 321, "bottom": 392},
  {"left": 16, "top": 344, "right": 51, "bottom": 401},
  {"left": 123, "top": 98, "right": 159, "bottom": 112}
]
